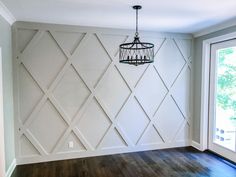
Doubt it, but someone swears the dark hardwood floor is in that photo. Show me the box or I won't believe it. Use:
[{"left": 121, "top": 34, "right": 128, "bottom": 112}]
[{"left": 12, "top": 147, "right": 236, "bottom": 177}]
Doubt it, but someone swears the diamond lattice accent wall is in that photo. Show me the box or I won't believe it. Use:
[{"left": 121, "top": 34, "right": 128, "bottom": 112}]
[{"left": 13, "top": 23, "right": 192, "bottom": 164}]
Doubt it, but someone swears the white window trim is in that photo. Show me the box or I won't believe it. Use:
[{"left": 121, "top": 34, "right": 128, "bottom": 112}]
[{"left": 200, "top": 31, "right": 236, "bottom": 151}]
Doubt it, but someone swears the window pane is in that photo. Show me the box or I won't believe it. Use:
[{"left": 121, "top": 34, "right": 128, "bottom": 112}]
[{"left": 215, "top": 47, "right": 236, "bottom": 151}]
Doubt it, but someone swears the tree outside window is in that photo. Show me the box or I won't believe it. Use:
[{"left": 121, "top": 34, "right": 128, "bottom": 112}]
[{"left": 217, "top": 47, "right": 236, "bottom": 127}]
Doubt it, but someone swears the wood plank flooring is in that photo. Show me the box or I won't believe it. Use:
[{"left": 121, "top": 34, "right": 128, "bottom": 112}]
[{"left": 11, "top": 147, "right": 236, "bottom": 177}]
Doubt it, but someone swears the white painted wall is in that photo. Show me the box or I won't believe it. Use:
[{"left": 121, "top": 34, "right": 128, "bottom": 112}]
[
  {"left": 0, "top": 48, "right": 5, "bottom": 177},
  {"left": 13, "top": 22, "right": 193, "bottom": 165}
]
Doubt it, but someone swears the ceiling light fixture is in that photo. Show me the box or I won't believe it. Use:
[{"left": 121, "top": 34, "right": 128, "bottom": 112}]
[{"left": 119, "top": 5, "right": 154, "bottom": 66}]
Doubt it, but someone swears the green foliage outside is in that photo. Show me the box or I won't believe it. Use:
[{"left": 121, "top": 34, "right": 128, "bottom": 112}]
[{"left": 217, "top": 47, "right": 236, "bottom": 127}]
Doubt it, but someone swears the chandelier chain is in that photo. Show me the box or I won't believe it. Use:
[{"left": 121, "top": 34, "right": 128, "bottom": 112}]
[{"left": 135, "top": 8, "right": 139, "bottom": 37}]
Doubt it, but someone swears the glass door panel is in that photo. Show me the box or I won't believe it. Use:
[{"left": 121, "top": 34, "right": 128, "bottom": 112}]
[
  {"left": 209, "top": 39, "right": 236, "bottom": 163},
  {"left": 215, "top": 47, "right": 236, "bottom": 151}
]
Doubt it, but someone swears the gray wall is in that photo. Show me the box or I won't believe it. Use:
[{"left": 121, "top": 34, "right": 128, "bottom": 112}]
[
  {"left": 0, "top": 15, "right": 15, "bottom": 171},
  {"left": 193, "top": 26, "right": 236, "bottom": 143}
]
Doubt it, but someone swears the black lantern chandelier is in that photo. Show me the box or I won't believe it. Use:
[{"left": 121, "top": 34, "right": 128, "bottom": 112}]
[{"left": 119, "top": 5, "right": 154, "bottom": 66}]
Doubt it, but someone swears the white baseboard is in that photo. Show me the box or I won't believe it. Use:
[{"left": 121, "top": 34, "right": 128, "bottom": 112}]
[
  {"left": 12, "top": 141, "right": 203, "bottom": 167},
  {"left": 191, "top": 141, "right": 202, "bottom": 151},
  {"left": 16, "top": 141, "right": 189, "bottom": 165},
  {"left": 5, "top": 159, "right": 16, "bottom": 177}
]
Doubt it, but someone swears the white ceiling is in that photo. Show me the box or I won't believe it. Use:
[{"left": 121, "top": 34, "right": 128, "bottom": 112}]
[{"left": 1, "top": 0, "right": 236, "bottom": 33}]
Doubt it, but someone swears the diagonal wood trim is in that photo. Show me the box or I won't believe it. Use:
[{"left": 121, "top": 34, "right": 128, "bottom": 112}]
[{"left": 13, "top": 23, "right": 193, "bottom": 164}]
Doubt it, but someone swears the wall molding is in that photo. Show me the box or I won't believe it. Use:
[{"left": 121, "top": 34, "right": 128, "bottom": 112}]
[
  {"left": 0, "top": 1, "right": 16, "bottom": 25},
  {"left": 17, "top": 141, "right": 190, "bottom": 165},
  {"left": 3, "top": 143, "right": 219, "bottom": 167},
  {"left": 191, "top": 141, "right": 201, "bottom": 151},
  {"left": 5, "top": 158, "right": 16, "bottom": 177},
  {"left": 13, "top": 21, "right": 193, "bottom": 39},
  {"left": 13, "top": 22, "right": 192, "bottom": 165},
  {"left": 194, "top": 17, "right": 236, "bottom": 38}
]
